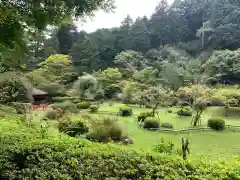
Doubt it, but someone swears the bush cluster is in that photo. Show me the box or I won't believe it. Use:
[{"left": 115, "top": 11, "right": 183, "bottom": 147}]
[
  {"left": 138, "top": 112, "right": 153, "bottom": 122},
  {"left": 177, "top": 108, "right": 192, "bottom": 117},
  {"left": 161, "top": 122, "right": 174, "bottom": 129},
  {"left": 58, "top": 118, "right": 89, "bottom": 137},
  {"left": 89, "top": 105, "right": 99, "bottom": 112},
  {"left": 152, "top": 138, "right": 175, "bottom": 154},
  {"left": 143, "top": 117, "right": 160, "bottom": 129},
  {"left": 1, "top": 134, "right": 239, "bottom": 179},
  {"left": 86, "top": 116, "right": 123, "bottom": 142},
  {"left": 44, "top": 109, "right": 58, "bottom": 120},
  {"left": 77, "top": 101, "right": 91, "bottom": 109},
  {"left": 119, "top": 106, "right": 133, "bottom": 116},
  {"left": 208, "top": 118, "right": 225, "bottom": 131}
]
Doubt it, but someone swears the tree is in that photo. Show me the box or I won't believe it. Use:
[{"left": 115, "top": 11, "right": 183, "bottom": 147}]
[
  {"left": 203, "top": 49, "right": 240, "bottom": 85},
  {"left": 57, "top": 24, "right": 78, "bottom": 54},
  {"left": 70, "top": 38, "right": 100, "bottom": 72},
  {"left": 138, "top": 87, "right": 169, "bottom": 116},
  {"left": 73, "top": 74, "right": 98, "bottom": 100},
  {"left": 129, "top": 17, "right": 151, "bottom": 52},
  {"left": 0, "top": 72, "right": 32, "bottom": 104},
  {"left": 39, "top": 54, "right": 72, "bottom": 77},
  {"left": 94, "top": 68, "right": 122, "bottom": 99},
  {"left": 0, "top": 0, "right": 115, "bottom": 49},
  {"left": 177, "top": 85, "right": 215, "bottom": 127}
]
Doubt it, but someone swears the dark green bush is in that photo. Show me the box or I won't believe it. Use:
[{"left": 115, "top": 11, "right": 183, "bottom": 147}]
[
  {"left": 167, "top": 109, "right": 173, "bottom": 113},
  {"left": 143, "top": 117, "right": 160, "bottom": 129},
  {"left": 44, "top": 109, "right": 58, "bottom": 120},
  {"left": 208, "top": 118, "right": 225, "bottom": 131},
  {"left": 86, "top": 116, "right": 123, "bottom": 142},
  {"left": 177, "top": 108, "right": 192, "bottom": 117},
  {"left": 77, "top": 101, "right": 91, "bottom": 109},
  {"left": 161, "top": 122, "right": 173, "bottom": 129},
  {"left": 89, "top": 105, "right": 99, "bottom": 112},
  {"left": 119, "top": 106, "right": 133, "bottom": 116},
  {"left": 138, "top": 112, "right": 153, "bottom": 122}
]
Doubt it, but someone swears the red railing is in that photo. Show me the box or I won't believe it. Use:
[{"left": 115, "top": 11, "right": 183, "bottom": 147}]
[{"left": 31, "top": 105, "right": 48, "bottom": 111}]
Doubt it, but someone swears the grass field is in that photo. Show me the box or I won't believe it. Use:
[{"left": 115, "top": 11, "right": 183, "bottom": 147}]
[
  {"left": 96, "top": 103, "right": 240, "bottom": 158},
  {"left": 2, "top": 103, "right": 240, "bottom": 159}
]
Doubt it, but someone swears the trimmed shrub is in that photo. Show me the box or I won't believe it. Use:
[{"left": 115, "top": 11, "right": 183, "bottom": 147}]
[
  {"left": 138, "top": 112, "right": 152, "bottom": 122},
  {"left": 89, "top": 105, "right": 99, "bottom": 112},
  {"left": 86, "top": 116, "right": 123, "bottom": 142},
  {"left": 208, "top": 118, "right": 225, "bottom": 131},
  {"left": 161, "top": 122, "right": 173, "bottom": 129},
  {"left": 43, "top": 109, "right": 58, "bottom": 120},
  {"left": 77, "top": 101, "right": 91, "bottom": 109},
  {"left": 167, "top": 109, "right": 173, "bottom": 113},
  {"left": 119, "top": 106, "right": 133, "bottom": 116},
  {"left": 143, "top": 117, "right": 160, "bottom": 129},
  {"left": 177, "top": 108, "right": 192, "bottom": 117}
]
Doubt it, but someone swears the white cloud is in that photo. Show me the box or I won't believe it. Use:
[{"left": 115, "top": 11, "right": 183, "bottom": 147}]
[{"left": 76, "top": 0, "right": 173, "bottom": 32}]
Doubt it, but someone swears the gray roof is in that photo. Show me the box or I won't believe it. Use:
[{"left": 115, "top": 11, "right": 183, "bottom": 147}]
[{"left": 31, "top": 88, "right": 48, "bottom": 95}]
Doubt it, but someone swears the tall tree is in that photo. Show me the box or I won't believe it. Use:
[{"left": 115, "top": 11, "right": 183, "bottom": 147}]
[{"left": 57, "top": 24, "right": 78, "bottom": 54}]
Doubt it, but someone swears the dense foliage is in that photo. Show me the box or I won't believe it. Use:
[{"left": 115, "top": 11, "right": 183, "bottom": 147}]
[{"left": 0, "top": 118, "right": 240, "bottom": 179}]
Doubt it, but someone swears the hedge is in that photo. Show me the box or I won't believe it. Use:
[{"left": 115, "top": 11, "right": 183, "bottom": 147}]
[{"left": 0, "top": 136, "right": 240, "bottom": 179}]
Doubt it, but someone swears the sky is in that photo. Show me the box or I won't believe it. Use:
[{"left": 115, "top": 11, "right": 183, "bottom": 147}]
[{"left": 77, "top": 0, "right": 173, "bottom": 32}]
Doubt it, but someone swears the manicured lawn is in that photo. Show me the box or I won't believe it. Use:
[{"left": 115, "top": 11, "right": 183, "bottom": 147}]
[{"left": 97, "top": 102, "right": 240, "bottom": 158}]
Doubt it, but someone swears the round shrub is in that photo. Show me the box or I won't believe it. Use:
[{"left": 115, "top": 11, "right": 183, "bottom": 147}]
[
  {"left": 177, "top": 108, "right": 192, "bottom": 117},
  {"left": 89, "top": 105, "right": 99, "bottom": 113},
  {"left": 167, "top": 110, "right": 173, "bottom": 113},
  {"left": 208, "top": 118, "right": 225, "bottom": 131},
  {"left": 44, "top": 109, "right": 58, "bottom": 120},
  {"left": 161, "top": 122, "right": 173, "bottom": 129},
  {"left": 138, "top": 112, "right": 152, "bottom": 122},
  {"left": 143, "top": 117, "right": 160, "bottom": 130},
  {"left": 119, "top": 106, "right": 133, "bottom": 116},
  {"left": 77, "top": 101, "right": 91, "bottom": 109}
]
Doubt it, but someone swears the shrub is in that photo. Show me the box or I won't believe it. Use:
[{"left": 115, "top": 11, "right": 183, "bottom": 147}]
[
  {"left": 167, "top": 109, "right": 173, "bottom": 113},
  {"left": 161, "top": 122, "right": 173, "bottom": 129},
  {"left": 77, "top": 101, "right": 91, "bottom": 109},
  {"left": 52, "top": 101, "right": 78, "bottom": 113},
  {"left": 44, "top": 109, "right": 58, "bottom": 120},
  {"left": 208, "top": 118, "right": 225, "bottom": 131},
  {"left": 177, "top": 108, "right": 192, "bottom": 117},
  {"left": 86, "top": 116, "right": 123, "bottom": 142},
  {"left": 58, "top": 118, "right": 89, "bottom": 137},
  {"left": 138, "top": 112, "right": 152, "bottom": 122},
  {"left": 153, "top": 138, "right": 175, "bottom": 154},
  {"left": 89, "top": 105, "right": 99, "bottom": 112},
  {"left": 119, "top": 106, "right": 132, "bottom": 116},
  {"left": 143, "top": 117, "right": 160, "bottom": 129}
]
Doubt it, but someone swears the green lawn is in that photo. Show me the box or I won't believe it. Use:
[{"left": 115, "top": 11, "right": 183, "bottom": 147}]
[{"left": 97, "top": 103, "right": 240, "bottom": 158}]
